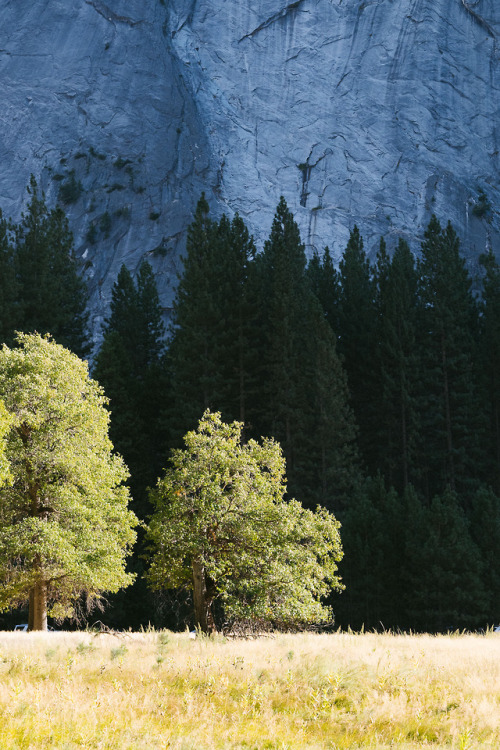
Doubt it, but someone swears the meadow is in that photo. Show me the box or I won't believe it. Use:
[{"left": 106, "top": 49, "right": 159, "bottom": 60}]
[{"left": 0, "top": 629, "right": 499, "bottom": 749}]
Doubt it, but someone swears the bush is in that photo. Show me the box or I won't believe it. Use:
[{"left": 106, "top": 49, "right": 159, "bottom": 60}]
[
  {"left": 472, "top": 189, "right": 492, "bottom": 218},
  {"left": 58, "top": 171, "right": 83, "bottom": 205},
  {"left": 99, "top": 212, "right": 112, "bottom": 237}
]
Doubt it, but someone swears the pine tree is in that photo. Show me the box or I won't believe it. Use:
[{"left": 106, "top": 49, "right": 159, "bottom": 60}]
[
  {"left": 336, "top": 476, "right": 406, "bottom": 630},
  {"left": 478, "top": 249, "right": 500, "bottom": 493},
  {"left": 415, "top": 217, "right": 486, "bottom": 498},
  {"left": 293, "top": 299, "right": 359, "bottom": 513},
  {"left": 253, "top": 198, "right": 358, "bottom": 511},
  {"left": 14, "top": 176, "right": 89, "bottom": 356},
  {"left": 306, "top": 246, "right": 340, "bottom": 334},
  {"left": 469, "top": 485, "right": 500, "bottom": 625},
  {"left": 374, "top": 238, "right": 420, "bottom": 492},
  {"left": 336, "top": 226, "right": 378, "bottom": 473},
  {"left": 93, "top": 262, "right": 166, "bottom": 509},
  {"left": 252, "top": 197, "right": 309, "bottom": 476},
  {"left": 403, "top": 486, "right": 486, "bottom": 631},
  {"left": 204, "top": 212, "right": 258, "bottom": 426},
  {"left": 167, "top": 195, "right": 220, "bottom": 440},
  {"left": 168, "top": 197, "right": 258, "bottom": 444},
  {"left": 0, "top": 210, "right": 20, "bottom": 345}
]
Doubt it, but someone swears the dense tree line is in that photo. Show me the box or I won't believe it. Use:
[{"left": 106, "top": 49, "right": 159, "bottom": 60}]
[
  {"left": 95, "top": 195, "right": 500, "bottom": 632},
  {"left": 308, "top": 218, "right": 500, "bottom": 631},
  {"left": 2, "top": 178, "right": 500, "bottom": 633}
]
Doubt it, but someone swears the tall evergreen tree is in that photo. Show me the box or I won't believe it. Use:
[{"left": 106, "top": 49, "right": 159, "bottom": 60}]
[
  {"left": 254, "top": 198, "right": 358, "bottom": 511},
  {"left": 167, "top": 195, "right": 221, "bottom": 439},
  {"left": 336, "top": 226, "right": 378, "bottom": 473},
  {"left": 14, "top": 176, "right": 89, "bottom": 356},
  {"left": 0, "top": 210, "right": 20, "bottom": 345},
  {"left": 306, "top": 246, "right": 340, "bottom": 334},
  {"left": 374, "top": 238, "right": 420, "bottom": 492},
  {"left": 252, "top": 197, "right": 309, "bottom": 473},
  {"left": 415, "top": 216, "right": 486, "bottom": 499},
  {"left": 403, "top": 486, "right": 486, "bottom": 631},
  {"left": 168, "top": 197, "right": 258, "bottom": 444},
  {"left": 93, "top": 262, "right": 166, "bottom": 509},
  {"left": 478, "top": 249, "right": 500, "bottom": 493},
  {"left": 335, "top": 475, "right": 406, "bottom": 630},
  {"left": 469, "top": 485, "right": 500, "bottom": 625},
  {"left": 204, "top": 212, "right": 258, "bottom": 426}
]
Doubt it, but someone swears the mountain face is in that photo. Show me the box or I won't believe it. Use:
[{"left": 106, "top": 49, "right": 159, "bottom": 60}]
[{"left": 1, "top": 0, "right": 499, "bottom": 341}]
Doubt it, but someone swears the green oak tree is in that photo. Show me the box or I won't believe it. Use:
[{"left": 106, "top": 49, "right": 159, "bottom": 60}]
[
  {"left": 0, "top": 333, "right": 137, "bottom": 631},
  {"left": 0, "top": 400, "right": 12, "bottom": 487},
  {"left": 146, "top": 410, "right": 343, "bottom": 633}
]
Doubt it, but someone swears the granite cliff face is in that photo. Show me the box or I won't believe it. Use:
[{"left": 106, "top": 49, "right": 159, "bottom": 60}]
[{"left": 0, "top": 0, "right": 499, "bottom": 341}]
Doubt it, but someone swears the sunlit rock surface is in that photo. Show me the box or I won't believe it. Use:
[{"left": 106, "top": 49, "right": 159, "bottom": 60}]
[{"left": 0, "top": 0, "right": 499, "bottom": 341}]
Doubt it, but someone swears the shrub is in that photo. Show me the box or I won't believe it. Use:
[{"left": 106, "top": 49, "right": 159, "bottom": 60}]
[
  {"left": 472, "top": 189, "right": 492, "bottom": 218},
  {"left": 58, "top": 171, "right": 83, "bottom": 205}
]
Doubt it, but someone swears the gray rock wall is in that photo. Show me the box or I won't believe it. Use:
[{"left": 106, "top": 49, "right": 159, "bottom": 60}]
[{"left": 0, "top": 0, "right": 499, "bottom": 344}]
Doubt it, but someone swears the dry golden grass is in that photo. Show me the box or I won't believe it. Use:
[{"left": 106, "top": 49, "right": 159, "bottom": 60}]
[{"left": 0, "top": 629, "right": 499, "bottom": 748}]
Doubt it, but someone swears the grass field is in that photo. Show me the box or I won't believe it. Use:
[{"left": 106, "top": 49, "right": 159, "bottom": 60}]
[{"left": 0, "top": 629, "right": 499, "bottom": 749}]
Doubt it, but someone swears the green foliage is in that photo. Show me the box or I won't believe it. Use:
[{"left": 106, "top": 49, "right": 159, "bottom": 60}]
[
  {"left": 58, "top": 170, "right": 83, "bottom": 205},
  {"left": 168, "top": 196, "right": 258, "bottom": 443},
  {"left": 113, "top": 157, "right": 133, "bottom": 169},
  {"left": 472, "top": 189, "right": 491, "bottom": 218},
  {"left": 403, "top": 487, "right": 486, "bottom": 631},
  {"left": 253, "top": 198, "right": 358, "bottom": 512},
  {"left": 89, "top": 146, "right": 106, "bottom": 161},
  {"left": 99, "top": 211, "right": 112, "bottom": 237},
  {"left": 0, "top": 333, "right": 137, "bottom": 627},
  {"left": 14, "top": 176, "right": 90, "bottom": 356},
  {"left": 0, "top": 400, "right": 12, "bottom": 487},
  {"left": 478, "top": 249, "right": 500, "bottom": 493},
  {"left": 306, "top": 246, "right": 340, "bottom": 333},
  {"left": 415, "top": 216, "right": 485, "bottom": 497},
  {"left": 336, "top": 226, "right": 378, "bottom": 472},
  {"left": 147, "top": 411, "right": 343, "bottom": 633},
  {"left": 93, "top": 262, "right": 166, "bottom": 510},
  {"left": 373, "top": 237, "right": 420, "bottom": 492},
  {"left": 86, "top": 223, "right": 97, "bottom": 245},
  {"left": 0, "top": 209, "right": 21, "bottom": 345},
  {"left": 337, "top": 476, "right": 406, "bottom": 630},
  {"left": 107, "top": 183, "right": 125, "bottom": 193}
]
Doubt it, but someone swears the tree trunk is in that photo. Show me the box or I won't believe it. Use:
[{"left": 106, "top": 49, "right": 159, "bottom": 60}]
[
  {"left": 29, "top": 580, "right": 48, "bottom": 631},
  {"left": 192, "top": 556, "right": 214, "bottom": 634},
  {"left": 28, "top": 589, "right": 35, "bottom": 631}
]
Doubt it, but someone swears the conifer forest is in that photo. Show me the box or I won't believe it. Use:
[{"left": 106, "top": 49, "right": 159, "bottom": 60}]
[{"left": 1, "top": 179, "right": 500, "bottom": 634}]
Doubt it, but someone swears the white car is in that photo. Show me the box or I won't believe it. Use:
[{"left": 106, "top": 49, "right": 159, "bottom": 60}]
[{"left": 14, "top": 624, "right": 28, "bottom": 632}]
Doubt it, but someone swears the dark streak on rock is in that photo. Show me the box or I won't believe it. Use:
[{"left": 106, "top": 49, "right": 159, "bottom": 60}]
[
  {"left": 238, "top": 0, "right": 305, "bottom": 42},
  {"left": 84, "top": 0, "right": 143, "bottom": 28},
  {"left": 460, "top": 0, "right": 496, "bottom": 39}
]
